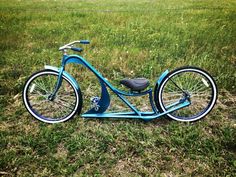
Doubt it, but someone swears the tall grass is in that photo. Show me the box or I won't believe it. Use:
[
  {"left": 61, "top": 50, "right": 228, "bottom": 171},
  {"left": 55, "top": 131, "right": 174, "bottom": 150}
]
[{"left": 0, "top": 0, "right": 235, "bottom": 176}]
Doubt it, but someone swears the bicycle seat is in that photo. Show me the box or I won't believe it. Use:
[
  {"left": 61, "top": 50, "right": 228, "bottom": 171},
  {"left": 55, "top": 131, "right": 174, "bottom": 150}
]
[{"left": 120, "top": 78, "right": 149, "bottom": 92}]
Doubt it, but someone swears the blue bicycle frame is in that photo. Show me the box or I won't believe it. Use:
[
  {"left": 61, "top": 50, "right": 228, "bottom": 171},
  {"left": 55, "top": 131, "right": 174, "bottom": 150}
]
[{"left": 45, "top": 53, "right": 190, "bottom": 120}]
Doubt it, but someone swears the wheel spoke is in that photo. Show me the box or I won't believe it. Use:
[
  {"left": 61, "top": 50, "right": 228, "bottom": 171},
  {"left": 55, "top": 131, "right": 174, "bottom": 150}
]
[
  {"left": 24, "top": 71, "right": 79, "bottom": 122},
  {"left": 158, "top": 68, "right": 217, "bottom": 121}
]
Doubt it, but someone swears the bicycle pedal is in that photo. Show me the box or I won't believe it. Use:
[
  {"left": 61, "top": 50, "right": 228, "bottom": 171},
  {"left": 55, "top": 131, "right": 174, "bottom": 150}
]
[{"left": 90, "top": 96, "right": 100, "bottom": 111}]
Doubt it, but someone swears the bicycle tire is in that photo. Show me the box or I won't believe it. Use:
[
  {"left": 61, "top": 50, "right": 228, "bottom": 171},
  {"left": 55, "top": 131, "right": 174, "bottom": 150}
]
[
  {"left": 22, "top": 70, "right": 82, "bottom": 123},
  {"left": 154, "top": 66, "right": 217, "bottom": 122}
]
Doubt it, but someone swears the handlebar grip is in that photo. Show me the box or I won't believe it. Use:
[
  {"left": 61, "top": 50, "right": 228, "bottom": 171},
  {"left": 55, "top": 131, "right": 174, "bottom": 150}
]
[
  {"left": 80, "top": 40, "right": 90, "bottom": 44},
  {"left": 71, "top": 47, "right": 83, "bottom": 52}
]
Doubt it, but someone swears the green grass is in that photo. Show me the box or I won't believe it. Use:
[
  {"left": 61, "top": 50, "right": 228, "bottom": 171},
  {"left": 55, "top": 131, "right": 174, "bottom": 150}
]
[{"left": 0, "top": 0, "right": 236, "bottom": 176}]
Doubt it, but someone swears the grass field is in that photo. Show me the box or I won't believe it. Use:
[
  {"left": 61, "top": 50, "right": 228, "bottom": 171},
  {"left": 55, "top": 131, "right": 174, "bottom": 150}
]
[{"left": 1, "top": 0, "right": 236, "bottom": 176}]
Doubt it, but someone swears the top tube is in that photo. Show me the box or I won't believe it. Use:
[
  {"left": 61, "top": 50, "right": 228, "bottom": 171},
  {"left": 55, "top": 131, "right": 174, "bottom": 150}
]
[{"left": 62, "top": 54, "right": 150, "bottom": 96}]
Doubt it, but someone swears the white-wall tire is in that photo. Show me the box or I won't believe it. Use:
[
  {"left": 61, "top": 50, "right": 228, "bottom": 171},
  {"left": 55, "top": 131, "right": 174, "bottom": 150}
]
[
  {"left": 22, "top": 70, "right": 81, "bottom": 123},
  {"left": 155, "top": 66, "right": 217, "bottom": 122}
]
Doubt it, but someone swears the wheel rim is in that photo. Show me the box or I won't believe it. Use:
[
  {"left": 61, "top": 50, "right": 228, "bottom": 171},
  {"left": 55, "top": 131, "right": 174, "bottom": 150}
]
[
  {"left": 159, "top": 69, "right": 217, "bottom": 121},
  {"left": 24, "top": 71, "right": 78, "bottom": 122}
]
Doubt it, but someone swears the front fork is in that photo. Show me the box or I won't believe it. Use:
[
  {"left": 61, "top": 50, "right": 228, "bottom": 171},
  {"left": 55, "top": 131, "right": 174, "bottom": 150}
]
[{"left": 48, "top": 66, "right": 64, "bottom": 101}]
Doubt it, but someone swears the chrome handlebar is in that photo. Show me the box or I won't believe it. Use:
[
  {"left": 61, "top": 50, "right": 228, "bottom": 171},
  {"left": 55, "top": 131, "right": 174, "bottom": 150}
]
[{"left": 59, "top": 40, "right": 90, "bottom": 51}]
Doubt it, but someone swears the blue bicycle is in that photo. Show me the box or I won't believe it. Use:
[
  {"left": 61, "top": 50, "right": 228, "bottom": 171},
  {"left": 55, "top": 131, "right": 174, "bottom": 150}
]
[{"left": 23, "top": 40, "right": 218, "bottom": 123}]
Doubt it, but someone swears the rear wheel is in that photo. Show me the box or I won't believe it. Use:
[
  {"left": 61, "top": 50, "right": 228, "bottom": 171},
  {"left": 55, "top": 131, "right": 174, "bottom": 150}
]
[
  {"left": 23, "top": 70, "right": 82, "bottom": 123},
  {"left": 155, "top": 66, "right": 217, "bottom": 122}
]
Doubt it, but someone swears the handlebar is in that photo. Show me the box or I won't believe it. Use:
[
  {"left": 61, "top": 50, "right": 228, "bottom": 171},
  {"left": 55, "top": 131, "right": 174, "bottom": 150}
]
[
  {"left": 59, "top": 40, "right": 90, "bottom": 51},
  {"left": 80, "top": 40, "right": 90, "bottom": 44}
]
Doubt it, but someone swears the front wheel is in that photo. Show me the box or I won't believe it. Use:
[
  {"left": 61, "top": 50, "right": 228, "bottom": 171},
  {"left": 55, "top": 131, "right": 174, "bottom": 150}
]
[
  {"left": 155, "top": 66, "right": 217, "bottom": 122},
  {"left": 23, "top": 70, "right": 82, "bottom": 123}
]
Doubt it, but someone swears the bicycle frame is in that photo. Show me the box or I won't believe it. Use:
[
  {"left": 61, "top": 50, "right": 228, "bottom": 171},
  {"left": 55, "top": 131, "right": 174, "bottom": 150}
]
[{"left": 45, "top": 54, "right": 191, "bottom": 120}]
